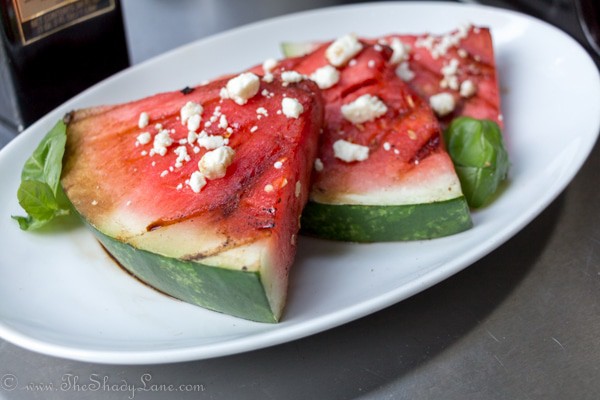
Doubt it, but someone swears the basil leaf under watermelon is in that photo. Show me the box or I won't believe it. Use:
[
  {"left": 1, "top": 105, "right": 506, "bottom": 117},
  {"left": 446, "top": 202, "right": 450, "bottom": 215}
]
[
  {"left": 443, "top": 117, "right": 509, "bottom": 208},
  {"left": 12, "top": 120, "right": 71, "bottom": 230}
]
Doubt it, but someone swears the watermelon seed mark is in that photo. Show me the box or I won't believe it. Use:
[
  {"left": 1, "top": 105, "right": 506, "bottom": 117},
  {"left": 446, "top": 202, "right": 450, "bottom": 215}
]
[
  {"left": 180, "top": 86, "right": 195, "bottom": 95},
  {"left": 410, "top": 133, "right": 440, "bottom": 164}
]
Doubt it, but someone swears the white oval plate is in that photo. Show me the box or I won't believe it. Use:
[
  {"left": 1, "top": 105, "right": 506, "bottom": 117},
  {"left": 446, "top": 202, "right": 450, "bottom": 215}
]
[{"left": 1, "top": 2, "right": 599, "bottom": 365}]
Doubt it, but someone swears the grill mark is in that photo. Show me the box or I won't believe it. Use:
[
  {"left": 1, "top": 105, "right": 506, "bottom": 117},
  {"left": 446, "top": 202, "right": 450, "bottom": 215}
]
[
  {"left": 339, "top": 78, "right": 379, "bottom": 99},
  {"left": 145, "top": 140, "right": 288, "bottom": 231},
  {"left": 410, "top": 133, "right": 441, "bottom": 164}
]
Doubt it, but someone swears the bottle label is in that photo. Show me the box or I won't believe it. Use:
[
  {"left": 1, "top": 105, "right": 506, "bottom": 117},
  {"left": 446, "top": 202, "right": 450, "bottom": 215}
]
[{"left": 12, "top": 0, "right": 116, "bottom": 45}]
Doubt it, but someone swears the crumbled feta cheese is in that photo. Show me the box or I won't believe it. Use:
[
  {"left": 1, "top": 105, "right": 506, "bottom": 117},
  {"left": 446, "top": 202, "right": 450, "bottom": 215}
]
[
  {"left": 264, "top": 184, "right": 274, "bottom": 193},
  {"left": 187, "top": 131, "right": 198, "bottom": 144},
  {"left": 395, "top": 61, "right": 415, "bottom": 82},
  {"left": 140, "top": 150, "right": 148, "bottom": 156},
  {"left": 295, "top": 181, "right": 302, "bottom": 198},
  {"left": 174, "top": 145, "right": 191, "bottom": 167},
  {"left": 389, "top": 38, "right": 411, "bottom": 64},
  {"left": 189, "top": 171, "right": 207, "bottom": 193},
  {"left": 314, "top": 158, "right": 324, "bottom": 172},
  {"left": 138, "top": 112, "right": 149, "bottom": 128},
  {"left": 440, "top": 75, "right": 459, "bottom": 90},
  {"left": 218, "top": 114, "right": 228, "bottom": 129},
  {"left": 198, "top": 146, "right": 235, "bottom": 180},
  {"left": 325, "top": 33, "right": 363, "bottom": 67},
  {"left": 197, "top": 133, "right": 226, "bottom": 150},
  {"left": 262, "top": 58, "right": 277, "bottom": 74},
  {"left": 460, "top": 79, "right": 477, "bottom": 98},
  {"left": 429, "top": 92, "right": 456, "bottom": 116},
  {"left": 160, "top": 170, "right": 169, "bottom": 178},
  {"left": 341, "top": 94, "right": 388, "bottom": 124},
  {"left": 256, "top": 107, "right": 268, "bottom": 118},
  {"left": 137, "top": 131, "right": 151, "bottom": 145},
  {"left": 416, "top": 23, "right": 472, "bottom": 59},
  {"left": 309, "top": 65, "right": 340, "bottom": 89},
  {"left": 250, "top": 125, "right": 258, "bottom": 133},
  {"left": 153, "top": 129, "right": 173, "bottom": 156},
  {"left": 222, "top": 72, "right": 260, "bottom": 105},
  {"left": 281, "top": 71, "right": 305, "bottom": 84},
  {"left": 281, "top": 97, "right": 304, "bottom": 119},
  {"left": 180, "top": 101, "right": 203, "bottom": 126},
  {"left": 333, "top": 139, "right": 369, "bottom": 163},
  {"left": 187, "top": 113, "right": 201, "bottom": 132},
  {"left": 440, "top": 58, "right": 460, "bottom": 90},
  {"left": 442, "top": 58, "right": 460, "bottom": 76},
  {"left": 415, "top": 35, "right": 435, "bottom": 52}
]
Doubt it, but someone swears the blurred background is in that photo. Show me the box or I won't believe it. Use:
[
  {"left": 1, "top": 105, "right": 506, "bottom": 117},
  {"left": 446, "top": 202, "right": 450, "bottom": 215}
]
[{"left": 121, "top": 0, "right": 598, "bottom": 65}]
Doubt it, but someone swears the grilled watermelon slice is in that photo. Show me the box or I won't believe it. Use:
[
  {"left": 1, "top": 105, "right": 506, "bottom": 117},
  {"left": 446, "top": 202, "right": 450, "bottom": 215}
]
[
  {"left": 61, "top": 74, "right": 324, "bottom": 322},
  {"left": 265, "top": 38, "right": 472, "bottom": 242}
]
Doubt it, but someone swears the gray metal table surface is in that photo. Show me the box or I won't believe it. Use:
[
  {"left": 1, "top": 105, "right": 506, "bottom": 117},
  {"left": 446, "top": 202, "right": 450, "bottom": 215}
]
[{"left": 1, "top": 1, "right": 599, "bottom": 399}]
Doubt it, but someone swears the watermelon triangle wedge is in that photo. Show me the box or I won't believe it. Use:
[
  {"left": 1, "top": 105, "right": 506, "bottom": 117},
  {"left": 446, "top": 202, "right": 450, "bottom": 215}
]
[
  {"left": 275, "top": 33, "right": 478, "bottom": 241},
  {"left": 60, "top": 73, "right": 324, "bottom": 322}
]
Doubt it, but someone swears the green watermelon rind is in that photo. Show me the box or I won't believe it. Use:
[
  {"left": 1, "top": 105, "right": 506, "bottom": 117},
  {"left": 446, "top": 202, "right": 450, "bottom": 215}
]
[
  {"left": 301, "top": 197, "right": 472, "bottom": 242},
  {"left": 89, "top": 223, "right": 277, "bottom": 323}
]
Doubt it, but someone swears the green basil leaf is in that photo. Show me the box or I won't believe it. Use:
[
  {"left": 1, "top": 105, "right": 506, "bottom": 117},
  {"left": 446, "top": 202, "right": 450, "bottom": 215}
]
[
  {"left": 12, "top": 120, "right": 71, "bottom": 231},
  {"left": 21, "top": 120, "right": 67, "bottom": 196},
  {"left": 444, "top": 117, "right": 510, "bottom": 208},
  {"left": 16, "top": 180, "right": 60, "bottom": 220}
]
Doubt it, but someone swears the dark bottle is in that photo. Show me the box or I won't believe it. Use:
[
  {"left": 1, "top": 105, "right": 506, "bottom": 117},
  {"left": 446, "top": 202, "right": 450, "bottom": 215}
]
[{"left": 0, "top": 0, "right": 130, "bottom": 132}]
